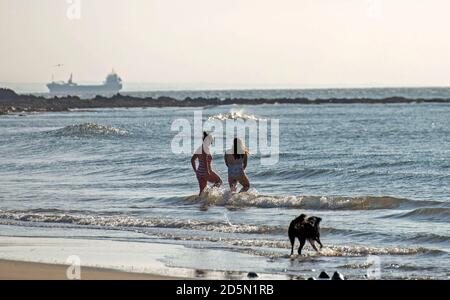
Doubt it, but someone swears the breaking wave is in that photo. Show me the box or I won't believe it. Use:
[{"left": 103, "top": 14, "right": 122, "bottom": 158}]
[
  {"left": 0, "top": 209, "right": 363, "bottom": 237},
  {"left": 0, "top": 209, "right": 373, "bottom": 239},
  {"left": 47, "top": 123, "right": 129, "bottom": 137},
  {"left": 0, "top": 209, "right": 446, "bottom": 259},
  {"left": 0, "top": 210, "right": 282, "bottom": 234},
  {"left": 208, "top": 110, "right": 264, "bottom": 121},
  {"left": 4, "top": 209, "right": 429, "bottom": 241},
  {"left": 145, "top": 231, "right": 442, "bottom": 258},
  {"left": 185, "top": 188, "right": 444, "bottom": 210}
]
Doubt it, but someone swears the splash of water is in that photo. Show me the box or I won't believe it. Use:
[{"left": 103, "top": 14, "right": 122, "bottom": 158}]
[
  {"left": 48, "top": 123, "right": 129, "bottom": 136},
  {"left": 185, "top": 189, "right": 443, "bottom": 211},
  {"left": 208, "top": 109, "right": 264, "bottom": 121}
]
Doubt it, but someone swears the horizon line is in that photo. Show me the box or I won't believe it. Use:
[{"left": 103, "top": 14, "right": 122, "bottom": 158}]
[{"left": 2, "top": 82, "right": 450, "bottom": 93}]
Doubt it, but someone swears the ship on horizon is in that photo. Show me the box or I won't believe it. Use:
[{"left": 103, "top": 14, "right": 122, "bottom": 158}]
[{"left": 47, "top": 71, "right": 123, "bottom": 95}]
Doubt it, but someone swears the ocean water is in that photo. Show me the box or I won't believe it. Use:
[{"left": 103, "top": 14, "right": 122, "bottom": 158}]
[
  {"left": 120, "top": 87, "right": 450, "bottom": 100},
  {"left": 0, "top": 100, "right": 449, "bottom": 279}
]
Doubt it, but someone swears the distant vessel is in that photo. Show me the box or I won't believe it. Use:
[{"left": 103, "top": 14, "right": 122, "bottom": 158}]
[{"left": 47, "top": 71, "right": 123, "bottom": 95}]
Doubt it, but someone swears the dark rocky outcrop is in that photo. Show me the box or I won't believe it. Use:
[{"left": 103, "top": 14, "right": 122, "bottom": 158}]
[{"left": 1, "top": 87, "right": 450, "bottom": 115}]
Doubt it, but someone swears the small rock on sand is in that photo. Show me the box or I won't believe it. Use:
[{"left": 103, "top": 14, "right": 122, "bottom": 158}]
[
  {"left": 332, "top": 271, "right": 345, "bottom": 280},
  {"left": 318, "top": 271, "right": 330, "bottom": 279}
]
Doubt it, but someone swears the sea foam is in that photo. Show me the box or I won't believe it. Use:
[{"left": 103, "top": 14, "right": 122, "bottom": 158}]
[{"left": 186, "top": 188, "right": 444, "bottom": 210}]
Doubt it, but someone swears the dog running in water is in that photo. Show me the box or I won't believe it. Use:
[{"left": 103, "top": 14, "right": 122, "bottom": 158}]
[{"left": 288, "top": 214, "right": 323, "bottom": 255}]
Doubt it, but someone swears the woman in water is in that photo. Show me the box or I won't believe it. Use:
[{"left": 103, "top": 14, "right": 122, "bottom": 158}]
[
  {"left": 191, "top": 132, "right": 223, "bottom": 195},
  {"left": 224, "top": 138, "right": 250, "bottom": 193}
]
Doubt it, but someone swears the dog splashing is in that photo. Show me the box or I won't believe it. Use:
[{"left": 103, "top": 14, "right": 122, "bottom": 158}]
[{"left": 288, "top": 214, "right": 323, "bottom": 256}]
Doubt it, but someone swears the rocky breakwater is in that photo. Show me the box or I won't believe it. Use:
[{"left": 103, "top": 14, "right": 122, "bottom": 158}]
[{"left": 2, "top": 87, "right": 450, "bottom": 115}]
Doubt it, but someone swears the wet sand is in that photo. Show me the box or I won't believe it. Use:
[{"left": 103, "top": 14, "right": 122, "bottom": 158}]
[
  {"left": 0, "top": 236, "right": 290, "bottom": 280},
  {"left": 0, "top": 260, "right": 179, "bottom": 280},
  {"left": 0, "top": 237, "right": 195, "bottom": 280}
]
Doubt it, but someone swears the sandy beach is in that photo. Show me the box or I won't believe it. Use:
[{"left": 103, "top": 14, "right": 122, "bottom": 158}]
[
  {"left": 0, "top": 236, "right": 200, "bottom": 280},
  {"left": 0, "top": 260, "right": 177, "bottom": 280},
  {"left": 0, "top": 236, "right": 186, "bottom": 280},
  {"left": 0, "top": 236, "right": 290, "bottom": 280}
]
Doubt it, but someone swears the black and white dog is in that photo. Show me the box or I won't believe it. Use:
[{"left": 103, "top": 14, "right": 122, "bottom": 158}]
[{"left": 288, "top": 214, "right": 323, "bottom": 255}]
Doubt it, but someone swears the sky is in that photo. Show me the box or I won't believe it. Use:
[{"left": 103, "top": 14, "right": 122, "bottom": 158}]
[{"left": 1, "top": 0, "right": 450, "bottom": 88}]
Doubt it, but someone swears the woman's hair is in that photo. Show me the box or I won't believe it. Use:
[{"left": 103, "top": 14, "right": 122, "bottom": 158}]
[
  {"left": 233, "top": 138, "right": 248, "bottom": 160},
  {"left": 203, "top": 131, "right": 209, "bottom": 141}
]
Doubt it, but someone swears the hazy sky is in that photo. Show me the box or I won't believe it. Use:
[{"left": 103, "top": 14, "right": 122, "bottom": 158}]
[{"left": 1, "top": 0, "right": 450, "bottom": 87}]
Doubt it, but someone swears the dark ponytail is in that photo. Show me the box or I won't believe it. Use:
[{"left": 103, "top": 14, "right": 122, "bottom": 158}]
[
  {"left": 233, "top": 138, "right": 243, "bottom": 160},
  {"left": 202, "top": 132, "right": 210, "bottom": 155}
]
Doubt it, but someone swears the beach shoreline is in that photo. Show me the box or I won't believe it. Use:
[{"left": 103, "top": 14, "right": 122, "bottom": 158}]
[
  {"left": 0, "top": 236, "right": 291, "bottom": 280},
  {"left": 0, "top": 236, "right": 191, "bottom": 280}
]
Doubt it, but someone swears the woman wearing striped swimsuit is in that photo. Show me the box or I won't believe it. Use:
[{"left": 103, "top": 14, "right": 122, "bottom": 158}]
[
  {"left": 191, "top": 132, "right": 223, "bottom": 195},
  {"left": 224, "top": 138, "right": 250, "bottom": 193}
]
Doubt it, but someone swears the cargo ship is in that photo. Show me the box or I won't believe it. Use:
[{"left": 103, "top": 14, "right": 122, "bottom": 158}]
[{"left": 47, "top": 71, "right": 123, "bottom": 95}]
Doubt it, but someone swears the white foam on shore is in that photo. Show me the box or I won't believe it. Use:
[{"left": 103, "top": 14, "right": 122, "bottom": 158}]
[
  {"left": 0, "top": 236, "right": 188, "bottom": 278},
  {"left": 188, "top": 188, "right": 440, "bottom": 210},
  {"left": 0, "top": 236, "right": 285, "bottom": 279}
]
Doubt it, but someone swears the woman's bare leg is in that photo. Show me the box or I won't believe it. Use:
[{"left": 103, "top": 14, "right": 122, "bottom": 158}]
[
  {"left": 197, "top": 177, "right": 207, "bottom": 196},
  {"left": 207, "top": 171, "right": 223, "bottom": 187},
  {"left": 238, "top": 174, "right": 250, "bottom": 193}
]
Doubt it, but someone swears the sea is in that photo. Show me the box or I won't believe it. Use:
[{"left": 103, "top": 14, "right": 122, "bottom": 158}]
[{"left": 0, "top": 87, "right": 449, "bottom": 279}]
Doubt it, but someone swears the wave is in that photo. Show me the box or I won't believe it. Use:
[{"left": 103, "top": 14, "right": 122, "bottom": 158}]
[
  {"left": 208, "top": 110, "right": 264, "bottom": 121},
  {"left": 4, "top": 208, "right": 447, "bottom": 247},
  {"left": 0, "top": 210, "right": 282, "bottom": 234},
  {"left": 383, "top": 264, "right": 440, "bottom": 272},
  {"left": 186, "top": 188, "right": 444, "bottom": 210},
  {"left": 400, "top": 233, "right": 450, "bottom": 244},
  {"left": 253, "top": 168, "right": 336, "bottom": 179},
  {"left": 338, "top": 262, "right": 375, "bottom": 269},
  {"left": 0, "top": 209, "right": 446, "bottom": 259},
  {"left": 291, "top": 245, "right": 437, "bottom": 257},
  {"left": 148, "top": 231, "right": 442, "bottom": 258},
  {"left": 0, "top": 209, "right": 365, "bottom": 237},
  {"left": 355, "top": 160, "right": 416, "bottom": 170},
  {"left": 47, "top": 123, "right": 129, "bottom": 137},
  {"left": 337, "top": 262, "right": 439, "bottom": 272},
  {"left": 384, "top": 207, "right": 450, "bottom": 222}
]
